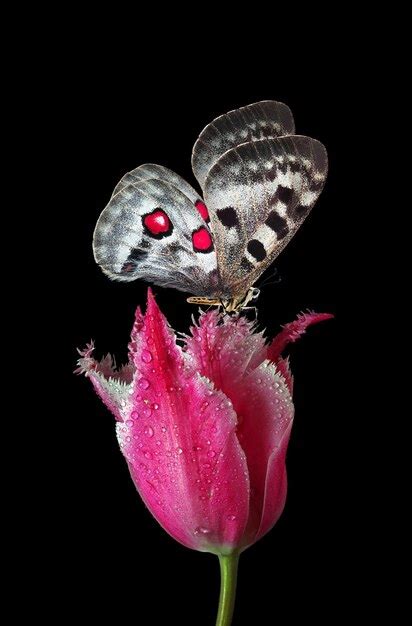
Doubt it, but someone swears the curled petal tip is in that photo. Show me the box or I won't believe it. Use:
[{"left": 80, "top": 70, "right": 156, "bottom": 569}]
[{"left": 268, "top": 310, "right": 334, "bottom": 362}]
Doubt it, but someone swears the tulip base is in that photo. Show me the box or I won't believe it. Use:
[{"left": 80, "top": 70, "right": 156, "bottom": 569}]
[{"left": 215, "top": 553, "right": 240, "bottom": 626}]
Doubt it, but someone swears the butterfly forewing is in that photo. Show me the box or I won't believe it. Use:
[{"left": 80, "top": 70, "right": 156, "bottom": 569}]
[
  {"left": 192, "top": 101, "right": 295, "bottom": 189},
  {"left": 204, "top": 135, "right": 328, "bottom": 297},
  {"left": 93, "top": 177, "right": 221, "bottom": 296}
]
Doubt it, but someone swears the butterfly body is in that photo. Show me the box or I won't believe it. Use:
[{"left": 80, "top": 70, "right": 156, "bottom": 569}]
[
  {"left": 93, "top": 102, "right": 328, "bottom": 309},
  {"left": 187, "top": 287, "right": 260, "bottom": 314}
]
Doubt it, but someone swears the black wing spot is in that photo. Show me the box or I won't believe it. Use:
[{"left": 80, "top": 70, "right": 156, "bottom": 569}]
[
  {"left": 216, "top": 207, "right": 239, "bottom": 228},
  {"left": 293, "top": 204, "right": 309, "bottom": 216},
  {"left": 289, "top": 161, "right": 301, "bottom": 173},
  {"left": 265, "top": 211, "right": 289, "bottom": 239},
  {"left": 121, "top": 247, "right": 148, "bottom": 274},
  {"left": 247, "top": 239, "right": 266, "bottom": 262},
  {"left": 277, "top": 185, "right": 293, "bottom": 204},
  {"left": 240, "top": 257, "right": 254, "bottom": 273}
]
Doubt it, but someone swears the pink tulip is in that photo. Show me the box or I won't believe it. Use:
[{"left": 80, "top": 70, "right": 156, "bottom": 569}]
[{"left": 77, "top": 290, "right": 332, "bottom": 624}]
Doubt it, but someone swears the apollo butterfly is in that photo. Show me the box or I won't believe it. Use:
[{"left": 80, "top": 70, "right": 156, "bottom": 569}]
[{"left": 93, "top": 101, "right": 328, "bottom": 312}]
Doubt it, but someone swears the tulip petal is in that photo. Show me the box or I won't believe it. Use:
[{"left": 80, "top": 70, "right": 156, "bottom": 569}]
[
  {"left": 186, "top": 311, "right": 267, "bottom": 389},
  {"left": 268, "top": 311, "right": 334, "bottom": 362},
  {"left": 118, "top": 290, "right": 250, "bottom": 553},
  {"left": 231, "top": 361, "right": 294, "bottom": 546},
  {"left": 186, "top": 312, "right": 294, "bottom": 546},
  {"left": 76, "top": 342, "right": 133, "bottom": 421},
  {"left": 254, "top": 422, "right": 292, "bottom": 542}
]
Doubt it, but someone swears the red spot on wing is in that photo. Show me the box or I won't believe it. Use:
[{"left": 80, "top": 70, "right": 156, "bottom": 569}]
[
  {"left": 195, "top": 199, "right": 210, "bottom": 222},
  {"left": 143, "top": 209, "right": 171, "bottom": 236},
  {"left": 192, "top": 227, "right": 213, "bottom": 253}
]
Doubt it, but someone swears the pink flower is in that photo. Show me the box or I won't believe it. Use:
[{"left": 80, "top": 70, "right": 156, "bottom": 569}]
[{"left": 77, "top": 290, "right": 332, "bottom": 555}]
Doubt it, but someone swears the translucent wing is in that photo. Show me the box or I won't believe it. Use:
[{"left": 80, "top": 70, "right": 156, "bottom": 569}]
[
  {"left": 111, "top": 163, "right": 199, "bottom": 203},
  {"left": 192, "top": 101, "right": 295, "bottom": 189},
  {"left": 204, "top": 136, "right": 328, "bottom": 298},
  {"left": 93, "top": 175, "right": 222, "bottom": 296}
]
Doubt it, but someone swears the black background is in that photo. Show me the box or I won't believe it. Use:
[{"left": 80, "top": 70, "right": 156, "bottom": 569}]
[{"left": 39, "top": 55, "right": 368, "bottom": 624}]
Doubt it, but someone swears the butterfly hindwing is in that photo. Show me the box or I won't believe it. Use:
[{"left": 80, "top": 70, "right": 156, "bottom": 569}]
[
  {"left": 204, "top": 135, "right": 328, "bottom": 297},
  {"left": 192, "top": 100, "right": 295, "bottom": 189},
  {"left": 111, "top": 163, "right": 201, "bottom": 205},
  {"left": 93, "top": 176, "right": 221, "bottom": 296}
]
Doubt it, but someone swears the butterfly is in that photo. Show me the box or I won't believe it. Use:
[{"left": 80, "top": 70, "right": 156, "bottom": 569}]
[{"left": 93, "top": 101, "right": 328, "bottom": 312}]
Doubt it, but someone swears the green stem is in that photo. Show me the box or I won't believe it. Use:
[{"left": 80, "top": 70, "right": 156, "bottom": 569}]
[{"left": 215, "top": 553, "right": 240, "bottom": 626}]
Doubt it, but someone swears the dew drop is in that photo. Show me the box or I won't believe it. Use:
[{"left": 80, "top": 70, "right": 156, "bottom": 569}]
[
  {"left": 138, "top": 378, "right": 150, "bottom": 390},
  {"left": 194, "top": 526, "right": 211, "bottom": 535},
  {"left": 176, "top": 447, "right": 183, "bottom": 455},
  {"left": 141, "top": 349, "right": 153, "bottom": 363},
  {"left": 156, "top": 440, "right": 161, "bottom": 446},
  {"left": 144, "top": 426, "right": 154, "bottom": 438},
  {"left": 131, "top": 410, "right": 140, "bottom": 419},
  {"left": 153, "top": 403, "right": 160, "bottom": 410},
  {"left": 144, "top": 450, "right": 153, "bottom": 459},
  {"left": 126, "top": 420, "right": 134, "bottom": 427},
  {"left": 143, "top": 407, "right": 152, "bottom": 418},
  {"left": 207, "top": 450, "right": 216, "bottom": 458},
  {"left": 126, "top": 436, "right": 131, "bottom": 442},
  {"left": 227, "top": 514, "right": 237, "bottom": 521},
  {"left": 161, "top": 426, "right": 167, "bottom": 433}
]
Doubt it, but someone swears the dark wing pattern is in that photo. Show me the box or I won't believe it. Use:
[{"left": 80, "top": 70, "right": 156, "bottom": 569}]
[
  {"left": 192, "top": 101, "right": 295, "bottom": 189},
  {"left": 204, "top": 136, "right": 328, "bottom": 298}
]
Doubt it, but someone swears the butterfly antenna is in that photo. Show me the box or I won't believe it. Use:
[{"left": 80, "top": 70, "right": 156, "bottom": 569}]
[{"left": 258, "top": 267, "right": 282, "bottom": 291}]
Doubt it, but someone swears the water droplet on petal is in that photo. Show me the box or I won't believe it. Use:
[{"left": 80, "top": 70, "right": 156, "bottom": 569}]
[
  {"left": 227, "top": 514, "right": 237, "bottom": 521},
  {"left": 144, "top": 450, "right": 153, "bottom": 459},
  {"left": 126, "top": 420, "right": 134, "bottom": 427},
  {"left": 126, "top": 436, "right": 131, "bottom": 442},
  {"left": 138, "top": 378, "right": 150, "bottom": 390},
  {"left": 142, "top": 349, "right": 153, "bottom": 363},
  {"left": 144, "top": 426, "right": 154, "bottom": 438},
  {"left": 161, "top": 426, "right": 167, "bottom": 433},
  {"left": 153, "top": 403, "right": 160, "bottom": 410},
  {"left": 143, "top": 407, "right": 152, "bottom": 418},
  {"left": 194, "top": 526, "right": 211, "bottom": 535},
  {"left": 131, "top": 410, "right": 140, "bottom": 419},
  {"left": 176, "top": 447, "right": 183, "bottom": 455},
  {"left": 207, "top": 450, "right": 216, "bottom": 458}
]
